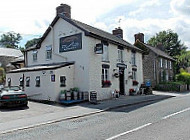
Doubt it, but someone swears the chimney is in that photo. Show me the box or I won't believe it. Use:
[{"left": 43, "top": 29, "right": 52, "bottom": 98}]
[
  {"left": 112, "top": 27, "right": 123, "bottom": 39},
  {"left": 56, "top": 4, "right": 71, "bottom": 18},
  {"left": 134, "top": 33, "right": 144, "bottom": 43},
  {"left": 156, "top": 43, "right": 165, "bottom": 51}
]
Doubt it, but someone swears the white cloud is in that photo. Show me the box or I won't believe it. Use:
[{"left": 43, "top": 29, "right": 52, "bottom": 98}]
[{"left": 170, "top": 0, "right": 190, "bottom": 16}]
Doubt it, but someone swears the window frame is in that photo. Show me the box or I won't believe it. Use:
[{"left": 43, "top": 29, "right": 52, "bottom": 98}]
[
  {"left": 33, "top": 50, "right": 38, "bottom": 62},
  {"left": 26, "top": 77, "right": 30, "bottom": 87},
  {"left": 35, "top": 76, "right": 40, "bottom": 87},
  {"left": 60, "top": 76, "right": 66, "bottom": 87},
  {"left": 131, "top": 52, "right": 136, "bottom": 66},
  {"left": 160, "top": 58, "right": 163, "bottom": 68},
  {"left": 46, "top": 45, "right": 52, "bottom": 60},
  {"left": 102, "top": 44, "right": 109, "bottom": 62},
  {"left": 19, "top": 77, "right": 24, "bottom": 87},
  {"left": 118, "top": 49, "right": 123, "bottom": 63}
]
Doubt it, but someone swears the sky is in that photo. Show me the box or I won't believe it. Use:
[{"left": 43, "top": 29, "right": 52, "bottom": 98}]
[{"left": 0, "top": 0, "right": 189, "bottom": 49}]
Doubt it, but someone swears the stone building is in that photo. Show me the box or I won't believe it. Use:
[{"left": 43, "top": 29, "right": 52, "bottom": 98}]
[
  {"left": 6, "top": 4, "right": 144, "bottom": 102},
  {"left": 134, "top": 33, "right": 175, "bottom": 87}
]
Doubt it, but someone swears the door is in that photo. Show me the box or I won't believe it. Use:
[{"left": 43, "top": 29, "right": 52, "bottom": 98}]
[{"left": 119, "top": 68, "right": 125, "bottom": 95}]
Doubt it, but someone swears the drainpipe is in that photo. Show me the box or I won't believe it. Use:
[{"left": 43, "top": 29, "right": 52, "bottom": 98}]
[{"left": 49, "top": 25, "right": 68, "bottom": 61}]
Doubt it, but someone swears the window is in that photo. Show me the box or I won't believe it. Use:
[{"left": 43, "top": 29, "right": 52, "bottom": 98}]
[
  {"left": 46, "top": 45, "right": 52, "bottom": 60},
  {"left": 7, "top": 78, "right": 11, "bottom": 87},
  {"left": 26, "top": 77, "right": 30, "bottom": 87},
  {"left": 19, "top": 77, "right": 24, "bottom": 87},
  {"left": 132, "top": 70, "right": 137, "bottom": 80},
  {"left": 51, "top": 75, "right": 55, "bottom": 82},
  {"left": 118, "top": 49, "right": 123, "bottom": 63},
  {"left": 160, "top": 58, "right": 163, "bottom": 68},
  {"left": 131, "top": 52, "right": 136, "bottom": 65},
  {"left": 102, "top": 65, "right": 111, "bottom": 87},
  {"left": 33, "top": 50, "right": 38, "bottom": 61},
  {"left": 165, "top": 60, "right": 168, "bottom": 69},
  {"left": 102, "top": 44, "right": 109, "bottom": 62},
  {"left": 60, "top": 76, "right": 66, "bottom": 87},
  {"left": 35, "top": 76, "right": 40, "bottom": 87},
  {"left": 166, "top": 71, "right": 169, "bottom": 81},
  {"left": 169, "top": 61, "right": 172, "bottom": 69}
]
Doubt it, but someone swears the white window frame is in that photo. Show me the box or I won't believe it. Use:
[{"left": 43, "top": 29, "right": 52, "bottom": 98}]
[
  {"left": 102, "top": 45, "right": 109, "bottom": 62},
  {"left": 165, "top": 59, "right": 168, "bottom": 69},
  {"left": 33, "top": 50, "right": 38, "bottom": 62},
  {"left": 26, "top": 77, "right": 30, "bottom": 87},
  {"left": 169, "top": 61, "right": 172, "bottom": 69},
  {"left": 132, "top": 70, "right": 137, "bottom": 80},
  {"left": 131, "top": 52, "right": 136, "bottom": 65},
  {"left": 102, "top": 67, "right": 109, "bottom": 82},
  {"left": 35, "top": 76, "right": 40, "bottom": 87},
  {"left": 160, "top": 58, "right": 163, "bottom": 68},
  {"left": 46, "top": 45, "right": 52, "bottom": 60},
  {"left": 118, "top": 49, "right": 123, "bottom": 63}
]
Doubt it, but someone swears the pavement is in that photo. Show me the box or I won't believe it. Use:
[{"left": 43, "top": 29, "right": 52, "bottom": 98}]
[{"left": 0, "top": 91, "right": 188, "bottom": 135}]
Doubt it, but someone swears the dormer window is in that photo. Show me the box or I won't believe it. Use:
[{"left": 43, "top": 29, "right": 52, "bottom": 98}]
[
  {"left": 33, "top": 50, "right": 38, "bottom": 62},
  {"left": 46, "top": 45, "right": 52, "bottom": 60}
]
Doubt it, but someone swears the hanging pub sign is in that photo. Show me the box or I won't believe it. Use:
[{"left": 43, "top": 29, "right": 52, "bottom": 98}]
[
  {"left": 59, "top": 33, "right": 82, "bottom": 52},
  {"left": 94, "top": 43, "right": 103, "bottom": 54}
]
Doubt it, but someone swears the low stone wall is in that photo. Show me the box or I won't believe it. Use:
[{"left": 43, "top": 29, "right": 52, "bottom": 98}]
[{"left": 154, "top": 84, "right": 187, "bottom": 92}]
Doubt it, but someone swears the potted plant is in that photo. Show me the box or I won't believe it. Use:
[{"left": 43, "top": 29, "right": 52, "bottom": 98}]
[
  {"left": 72, "top": 87, "right": 79, "bottom": 100},
  {"left": 60, "top": 90, "right": 67, "bottom": 100}
]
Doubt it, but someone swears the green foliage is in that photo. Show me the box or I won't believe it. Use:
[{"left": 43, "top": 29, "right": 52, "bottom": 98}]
[
  {"left": 25, "top": 38, "right": 40, "bottom": 49},
  {"left": 0, "top": 32, "right": 22, "bottom": 49},
  {"left": 176, "top": 70, "right": 190, "bottom": 85},
  {"left": 154, "top": 81, "right": 185, "bottom": 91},
  {"left": 175, "top": 50, "right": 190, "bottom": 71},
  {"left": 70, "top": 87, "right": 79, "bottom": 92},
  {"left": 147, "top": 29, "right": 186, "bottom": 57},
  {"left": 0, "top": 67, "right": 5, "bottom": 84}
]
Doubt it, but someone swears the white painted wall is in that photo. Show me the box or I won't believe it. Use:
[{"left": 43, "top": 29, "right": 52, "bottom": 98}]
[
  {"left": 6, "top": 65, "right": 74, "bottom": 102},
  {"left": 27, "top": 18, "right": 90, "bottom": 92}
]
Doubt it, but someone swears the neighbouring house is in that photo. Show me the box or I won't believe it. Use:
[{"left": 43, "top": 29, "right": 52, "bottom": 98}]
[
  {"left": 6, "top": 4, "right": 144, "bottom": 102},
  {"left": 0, "top": 47, "right": 24, "bottom": 72},
  {"left": 134, "top": 33, "right": 175, "bottom": 87}
]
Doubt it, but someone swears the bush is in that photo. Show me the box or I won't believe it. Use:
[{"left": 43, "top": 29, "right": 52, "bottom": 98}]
[
  {"left": 176, "top": 71, "right": 190, "bottom": 85},
  {"left": 154, "top": 81, "right": 185, "bottom": 92}
]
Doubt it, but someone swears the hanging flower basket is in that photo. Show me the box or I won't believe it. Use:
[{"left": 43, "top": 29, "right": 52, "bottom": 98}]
[
  {"left": 102, "top": 80, "right": 112, "bottom": 87},
  {"left": 133, "top": 80, "right": 139, "bottom": 86}
]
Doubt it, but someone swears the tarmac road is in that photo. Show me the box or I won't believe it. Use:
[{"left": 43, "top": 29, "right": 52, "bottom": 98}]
[{"left": 1, "top": 93, "right": 190, "bottom": 140}]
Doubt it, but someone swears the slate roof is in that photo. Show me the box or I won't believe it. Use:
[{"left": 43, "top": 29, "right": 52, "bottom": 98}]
[
  {"left": 26, "top": 15, "right": 142, "bottom": 52},
  {"left": 8, "top": 61, "right": 75, "bottom": 73},
  {"left": 0, "top": 48, "right": 23, "bottom": 57},
  {"left": 135, "top": 40, "right": 175, "bottom": 61}
]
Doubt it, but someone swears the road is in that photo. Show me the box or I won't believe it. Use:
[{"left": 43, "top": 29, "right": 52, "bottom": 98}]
[{"left": 1, "top": 94, "right": 190, "bottom": 140}]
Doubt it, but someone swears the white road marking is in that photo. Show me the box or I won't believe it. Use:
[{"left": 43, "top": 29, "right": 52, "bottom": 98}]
[
  {"left": 105, "top": 123, "right": 152, "bottom": 140},
  {"left": 163, "top": 107, "right": 190, "bottom": 119}
]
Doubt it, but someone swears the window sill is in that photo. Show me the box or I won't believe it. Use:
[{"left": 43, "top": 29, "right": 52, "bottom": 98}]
[
  {"left": 102, "top": 85, "right": 111, "bottom": 88},
  {"left": 46, "top": 59, "right": 52, "bottom": 61}
]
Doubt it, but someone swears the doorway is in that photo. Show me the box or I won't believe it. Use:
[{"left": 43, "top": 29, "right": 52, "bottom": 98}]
[{"left": 119, "top": 67, "right": 125, "bottom": 95}]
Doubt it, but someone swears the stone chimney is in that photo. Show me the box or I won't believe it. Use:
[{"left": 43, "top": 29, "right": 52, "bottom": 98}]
[
  {"left": 112, "top": 27, "right": 123, "bottom": 39},
  {"left": 56, "top": 4, "right": 71, "bottom": 18},
  {"left": 134, "top": 33, "right": 144, "bottom": 43},
  {"left": 156, "top": 43, "right": 165, "bottom": 51}
]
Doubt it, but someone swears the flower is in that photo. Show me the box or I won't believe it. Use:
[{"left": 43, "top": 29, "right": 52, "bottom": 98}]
[{"left": 102, "top": 80, "right": 112, "bottom": 87}]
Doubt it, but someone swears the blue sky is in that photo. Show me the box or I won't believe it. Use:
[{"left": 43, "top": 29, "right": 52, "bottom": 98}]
[{"left": 0, "top": 0, "right": 189, "bottom": 48}]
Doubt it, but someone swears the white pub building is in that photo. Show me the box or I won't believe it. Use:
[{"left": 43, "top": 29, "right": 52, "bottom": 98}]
[{"left": 6, "top": 4, "right": 144, "bottom": 102}]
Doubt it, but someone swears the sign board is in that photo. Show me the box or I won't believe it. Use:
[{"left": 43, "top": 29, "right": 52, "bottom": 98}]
[
  {"left": 90, "top": 91, "right": 97, "bottom": 104},
  {"left": 59, "top": 33, "right": 82, "bottom": 52},
  {"left": 94, "top": 43, "right": 103, "bottom": 54}
]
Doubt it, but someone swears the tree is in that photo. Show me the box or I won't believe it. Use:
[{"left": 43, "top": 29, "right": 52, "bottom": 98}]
[
  {"left": 0, "top": 32, "right": 22, "bottom": 49},
  {"left": 175, "top": 50, "right": 190, "bottom": 69},
  {"left": 147, "top": 29, "right": 187, "bottom": 57},
  {"left": 25, "top": 38, "right": 40, "bottom": 49}
]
